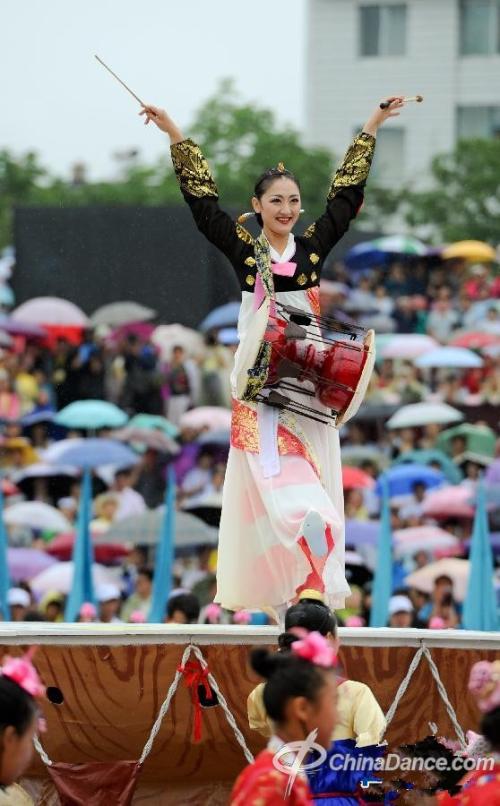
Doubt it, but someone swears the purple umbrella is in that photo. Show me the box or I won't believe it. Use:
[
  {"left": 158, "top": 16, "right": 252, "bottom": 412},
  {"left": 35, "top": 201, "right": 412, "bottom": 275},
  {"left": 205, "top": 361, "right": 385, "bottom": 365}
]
[
  {"left": 0, "top": 315, "right": 46, "bottom": 338},
  {"left": 345, "top": 519, "right": 381, "bottom": 548},
  {"left": 464, "top": 533, "right": 500, "bottom": 555},
  {"left": 486, "top": 460, "right": 500, "bottom": 485},
  {"left": 7, "top": 548, "right": 57, "bottom": 582}
]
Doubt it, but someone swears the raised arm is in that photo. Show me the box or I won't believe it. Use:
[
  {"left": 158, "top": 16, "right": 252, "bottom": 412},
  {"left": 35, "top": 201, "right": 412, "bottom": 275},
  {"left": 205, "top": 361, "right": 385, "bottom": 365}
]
[
  {"left": 302, "top": 97, "right": 404, "bottom": 258},
  {"left": 141, "top": 104, "right": 247, "bottom": 259}
]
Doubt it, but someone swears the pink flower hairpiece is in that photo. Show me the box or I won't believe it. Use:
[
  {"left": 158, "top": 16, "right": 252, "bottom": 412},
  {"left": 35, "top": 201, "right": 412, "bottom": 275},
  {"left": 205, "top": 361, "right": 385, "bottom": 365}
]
[
  {"left": 233, "top": 610, "right": 251, "bottom": 625},
  {"left": 289, "top": 629, "right": 337, "bottom": 668},
  {"left": 129, "top": 610, "right": 146, "bottom": 624},
  {"left": 79, "top": 602, "right": 97, "bottom": 619},
  {"left": 205, "top": 603, "right": 222, "bottom": 624},
  {"left": 0, "top": 651, "right": 45, "bottom": 698},
  {"left": 468, "top": 660, "right": 500, "bottom": 713}
]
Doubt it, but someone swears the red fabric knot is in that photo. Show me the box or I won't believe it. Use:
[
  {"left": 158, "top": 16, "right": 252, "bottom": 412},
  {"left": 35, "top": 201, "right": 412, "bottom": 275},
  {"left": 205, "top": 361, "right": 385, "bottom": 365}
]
[{"left": 177, "top": 659, "right": 212, "bottom": 742}]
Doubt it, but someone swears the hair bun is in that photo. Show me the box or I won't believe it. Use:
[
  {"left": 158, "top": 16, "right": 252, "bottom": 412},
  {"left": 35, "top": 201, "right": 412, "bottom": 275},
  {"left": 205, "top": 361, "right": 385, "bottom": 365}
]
[
  {"left": 278, "top": 630, "right": 300, "bottom": 651},
  {"left": 250, "top": 647, "right": 282, "bottom": 679}
]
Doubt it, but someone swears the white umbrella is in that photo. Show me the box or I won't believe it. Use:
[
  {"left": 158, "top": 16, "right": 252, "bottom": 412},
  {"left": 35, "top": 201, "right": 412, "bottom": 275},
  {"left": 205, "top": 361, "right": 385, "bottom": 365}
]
[
  {"left": 152, "top": 324, "right": 205, "bottom": 360},
  {"left": 381, "top": 334, "right": 439, "bottom": 359},
  {"left": 12, "top": 297, "right": 90, "bottom": 327},
  {"left": 393, "top": 526, "right": 460, "bottom": 559},
  {"left": 42, "top": 439, "right": 85, "bottom": 464},
  {"left": 12, "top": 463, "right": 79, "bottom": 484},
  {"left": 405, "top": 558, "right": 470, "bottom": 601},
  {"left": 90, "top": 301, "right": 157, "bottom": 328},
  {"left": 415, "top": 347, "right": 483, "bottom": 369},
  {"left": 386, "top": 403, "right": 464, "bottom": 430},
  {"left": 30, "top": 562, "right": 117, "bottom": 597},
  {"left": 4, "top": 501, "right": 72, "bottom": 533}
]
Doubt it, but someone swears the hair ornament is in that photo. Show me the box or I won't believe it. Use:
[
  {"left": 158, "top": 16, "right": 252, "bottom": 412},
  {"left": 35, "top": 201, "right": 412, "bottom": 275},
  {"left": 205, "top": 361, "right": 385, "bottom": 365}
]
[
  {"left": 276, "top": 162, "right": 286, "bottom": 173},
  {"left": 0, "top": 650, "right": 45, "bottom": 698},
  {"left": 289, "top": 628, "right": 337, "bottom": 668}
]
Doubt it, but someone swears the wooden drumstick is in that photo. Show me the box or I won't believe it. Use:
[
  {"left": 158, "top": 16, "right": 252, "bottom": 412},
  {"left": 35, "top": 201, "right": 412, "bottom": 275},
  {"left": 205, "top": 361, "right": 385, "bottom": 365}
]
[
  {"left": 380, "top": 95, "right": 423, "bottom": 109},
  {"left": 94, "top": 54, "right": 154, "bottom": 112}
]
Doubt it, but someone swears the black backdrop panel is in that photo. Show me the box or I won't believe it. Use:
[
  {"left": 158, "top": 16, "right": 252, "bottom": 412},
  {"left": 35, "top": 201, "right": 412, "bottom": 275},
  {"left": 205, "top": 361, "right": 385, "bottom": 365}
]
[{"left": 13, "top": 206, "right": 241, "bottom": 327}]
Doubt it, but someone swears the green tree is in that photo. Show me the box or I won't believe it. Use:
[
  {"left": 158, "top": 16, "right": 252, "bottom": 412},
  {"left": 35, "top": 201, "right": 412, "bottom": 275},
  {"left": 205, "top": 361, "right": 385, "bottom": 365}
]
[
  {"left": 0, "top": 150, "right": 48, "bottom": 248},
  {"left": 402, "top": 139, "right": 500, "bottom": 243}
]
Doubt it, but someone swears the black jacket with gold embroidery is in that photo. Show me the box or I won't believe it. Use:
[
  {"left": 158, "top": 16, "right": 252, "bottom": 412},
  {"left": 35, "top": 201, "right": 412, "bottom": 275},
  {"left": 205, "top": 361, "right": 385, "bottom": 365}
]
[{"left": 170, "top": 133, "right": 376, "bottom": 292}]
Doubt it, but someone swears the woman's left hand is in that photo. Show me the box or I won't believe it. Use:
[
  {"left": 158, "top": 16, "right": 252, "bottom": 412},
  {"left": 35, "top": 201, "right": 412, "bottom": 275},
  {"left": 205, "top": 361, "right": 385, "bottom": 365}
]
[{"left": 363, "top": 97, "right": 405, "bottom": 136}]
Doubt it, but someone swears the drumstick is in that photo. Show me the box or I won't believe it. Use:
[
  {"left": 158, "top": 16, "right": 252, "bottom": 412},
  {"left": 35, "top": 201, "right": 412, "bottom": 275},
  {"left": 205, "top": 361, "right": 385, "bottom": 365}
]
[
  {"left": 380, "top": 95, "right": 423, "bottom": 109},
  {"left": 94, "top": 54, "right": 152, "bottom": 111}
]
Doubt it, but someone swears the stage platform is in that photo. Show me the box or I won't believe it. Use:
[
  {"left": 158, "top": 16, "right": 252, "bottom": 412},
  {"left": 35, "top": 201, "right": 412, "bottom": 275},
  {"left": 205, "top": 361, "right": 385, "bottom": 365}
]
[{"left": 0, "top": 624, "right": 498, "bottom": 804}]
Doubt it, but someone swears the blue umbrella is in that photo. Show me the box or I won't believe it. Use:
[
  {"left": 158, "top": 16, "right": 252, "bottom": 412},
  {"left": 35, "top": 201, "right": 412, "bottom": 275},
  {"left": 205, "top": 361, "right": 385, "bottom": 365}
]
[
  {"left": 149, "top": 466, "right": 176, "bottom": 622},
  {"left": 54, "top": 400, "right": 128, "bottom": 430},
  {"left": 345, "top": 519, "right": 381, "bottom": 548},
  {"left": 369, "top": 479, "right": 393, "bottom": 628},
  {"left": 415, "top": 347, "right": 483, "bottom": 370},
  {"left": 392, "top": 450, "right": 463, "bottom": 485},
  {"left": 199, "top": 302, "right": 241, "bottom": 333},
  {"left": 65, "top": 468, "right": 95, "bottom": 621},
  {"left": 52, "top": 438, "right": 138, "bottom": 469},
  {"left": 375, "top": 464, "right": 445, "bottom": 498},
  {"left": 462, "top": 481, "right": 498, "bottom": 631},
  {"left": 0, "top": 490, "right": 10, "bottom": 620}
]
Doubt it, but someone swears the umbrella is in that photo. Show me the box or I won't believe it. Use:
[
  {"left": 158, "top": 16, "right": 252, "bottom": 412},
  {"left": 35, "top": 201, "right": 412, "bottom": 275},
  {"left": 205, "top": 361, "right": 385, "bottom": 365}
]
[
  {"left": 151, "top": 324, "right": 205, "bottom": 360},
  {"left": 112, "top": 427, "right": 179, "bottom": 455},
  {"left": 11, "top": 463, "right": 79, "bottom": 485},
  {"left": 405, "top": 558, "right": 470, "bottom": 601},
  {"left": 421, "top": 485, "right": 475, "bottom": 519},
  {"left": 30, "top": 561, "right": 116, "bottom": 597},
  {"left": 341, "top": 445, "right": 388, "bottom": 470},
  {"left": 415, "top": 347, "right": 483, "bottom": 370},
  {"left": 20, "top": 409, "right": 55, "bottom": 427},
  {"left": 46, "top": 533, "right": 129, "bottom": 564},
  {"left": 199, "top": 302, "right": 241, "bottom": 332},
  {"left": 344, "top": 235, "right": 428, "bottom": 270},
  {"left": 462, "top": 481, "right": 498, "bottom": 630},
  {"left": 108, "top": 322, "right": 155, "bottom": 344},
  {"left": 437, "top": 424, "right": 497, "bottom": 460},
  {"left": 180, "top": 407, "right": 232, "bottom": 431},
  {"left": 128, "top": 413, "right": 179, "bottom": 439},
  {"left": 449, "top": 332, "right": 499, "bottom": 350},
  {"left": 441, "top": 240, "right": 496, "bottom": 262},
  {"left": 49, "top": 438, "right": 138, "bottom": 469},
  {"left": 369, "top": 479, "right": 393, "bottom": 627},
  {"left": 486, "top": 460, "right": 500, "bottom": 485},
  {"left": 42, "top": 438, "right": 85, "bottom": 464},
  {"left": 0, "top": 437, "right": 39, "bottom": 466},
  {"left": 393, "top": 450, "right": 463, "bottom": 485},
  {"left": 218, "top": 327, "right": 239, "bottom": 346},
  {"left": 0, "top": 315, "right": 46, "bottom": 338},
  {"left": 381, "top": 334, "right": 439, "bottom": 360},
  {"left": 4, "top": 501, "right": 72, "bottom": 533},
  {"left": 345, "top": 519, "right": 380, "bottom": 548},
  {"left": 99, "top": 508, "right": 218, "bottom": 548},
  {"left": 198, "top": 428, "right": 231, "bottom": 446},
  {"left": 375, "top": 464, "right": 445, "bottom": 498},
  {"left": 393, "top": 526, "right": 460, "bottom": 559},
  {"left": 12, "top": 297, "right": 90, "bottom": 326},
  {"left": 342, "top": 466, "right": 375, "bottom": 490},
  {"left": 90, "top": 301, "right": 157, "bottom": 328},
  {"left": 7, "top": 547, "right": 58, "bottom": 581},
  {"left": 386, "top": 403, "right": 464, "bottom": 430},
  {"left": 54, "top": 400, "right": 128, "bottom": 430}
]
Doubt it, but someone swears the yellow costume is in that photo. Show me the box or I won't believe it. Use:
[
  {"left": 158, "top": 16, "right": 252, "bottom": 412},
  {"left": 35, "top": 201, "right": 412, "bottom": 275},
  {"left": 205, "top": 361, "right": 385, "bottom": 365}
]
[{"left": 248, "top": 677, "right": 386, "bottom": 747}]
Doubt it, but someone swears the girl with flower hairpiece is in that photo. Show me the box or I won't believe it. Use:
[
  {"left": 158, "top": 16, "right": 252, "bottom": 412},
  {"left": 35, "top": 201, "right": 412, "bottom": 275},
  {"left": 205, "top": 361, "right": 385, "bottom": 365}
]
[
  {"left": 0, "top": 653, "right": 45, "bottom": 805},
  {"left": 231, "top": 631, "right": 338, "bottom": 805},
  {"left": 141, "top": 97, "right": 405, "bottom": 619}
]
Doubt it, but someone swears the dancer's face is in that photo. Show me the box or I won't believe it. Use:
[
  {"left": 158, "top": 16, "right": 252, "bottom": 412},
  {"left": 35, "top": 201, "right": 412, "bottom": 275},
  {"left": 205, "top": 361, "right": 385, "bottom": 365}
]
[{"left": 252, "top": 177, "right": 301, "bottom": 237}]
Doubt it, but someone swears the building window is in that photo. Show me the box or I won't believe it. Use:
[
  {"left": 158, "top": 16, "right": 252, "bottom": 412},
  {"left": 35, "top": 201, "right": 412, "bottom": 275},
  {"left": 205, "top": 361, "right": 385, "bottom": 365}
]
[
  {"left": 457, "top": 106, "right": 500, "bottom": 138},
  {"left": 359, "top": 4, "right": 407, "bottom": 56},
  {"left": 460, "top": 0, "right": 500, "bottom": 55}
]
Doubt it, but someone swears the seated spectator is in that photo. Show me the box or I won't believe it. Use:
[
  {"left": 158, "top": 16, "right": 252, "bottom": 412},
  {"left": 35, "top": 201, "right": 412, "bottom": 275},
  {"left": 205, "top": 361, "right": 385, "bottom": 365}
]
[
  {"left": 90, "top": 492, "right": 119, "bottom": 533},
  {"left": 113, "top": 467, "right": 146, "bottom": 521},
  {"left": 166, "top": 593, "right": 200, "bottom": 624},
  {"left": 96, "top": 584, "right": 123, "bottom": 624},
  {"left": 5, "top": 589, "right": 31, "bottom": 622},
  {"left": 388, "top": 594, "right": 415, "bottom": 628},
  {"left": 121, "top": 566, "right": 153, "bottom": 622},
  {"left": 399, "top": 481, "right": 428, "bottom": 522},
  {"left": 0, "top": 369, "right": 20, "bottom": 421}
]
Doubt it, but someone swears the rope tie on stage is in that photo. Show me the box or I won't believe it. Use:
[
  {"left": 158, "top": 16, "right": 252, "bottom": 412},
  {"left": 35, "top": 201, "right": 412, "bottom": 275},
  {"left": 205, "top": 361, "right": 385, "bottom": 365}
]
[
  {"left": 33, "top": 734, "right": 53, "bottom": 766},
  {"left": 381, "top": 642, "right": 467, "bottom": 750}
]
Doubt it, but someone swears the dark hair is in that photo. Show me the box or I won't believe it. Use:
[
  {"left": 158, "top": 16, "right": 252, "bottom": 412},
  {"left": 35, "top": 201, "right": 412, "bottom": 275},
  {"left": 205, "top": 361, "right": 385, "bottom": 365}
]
[
  {"left": 481, "top": 706, "right": 500, "bottom": 750},
  {"left": 250, "top": 644, "right": 329, "bottom": 724},
  {"left": 252, "top": 168, "right": 301, "bottom": 228},
  {"left": 280, "top": 600, "right": 337, "bottom": 649},
  {"left": 167, "top": 593, "right": 200, "bottom": 624},
  {"left": 137, "top": 566, "right": 154, "bottom": 582},
  {"left": 0, "top": 676, "right": 37, "bottom": 737}
]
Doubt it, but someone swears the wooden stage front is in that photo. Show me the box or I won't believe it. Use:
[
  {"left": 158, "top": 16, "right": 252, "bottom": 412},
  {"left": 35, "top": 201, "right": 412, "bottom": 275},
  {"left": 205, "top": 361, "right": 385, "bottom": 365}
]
[{"left": 0, "top": 624, "right": 498, "bottom": 804}]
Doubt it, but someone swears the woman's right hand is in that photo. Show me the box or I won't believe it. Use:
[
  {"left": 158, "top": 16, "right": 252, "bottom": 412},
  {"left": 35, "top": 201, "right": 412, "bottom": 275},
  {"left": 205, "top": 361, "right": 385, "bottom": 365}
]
[{"left": 139, "top": 105, "right": 184, "bottom": 143}]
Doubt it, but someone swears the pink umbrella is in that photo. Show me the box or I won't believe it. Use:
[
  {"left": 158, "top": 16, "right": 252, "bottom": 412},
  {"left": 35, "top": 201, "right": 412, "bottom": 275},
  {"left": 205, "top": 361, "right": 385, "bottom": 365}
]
[
  {"left": 405, "top": 558, "right": 470, "bottom": 601},
  {"left": 12, "top": 297, "right": 90, "bottom": 327},
  {"left": 393, "top": 526, "right": 461, "bottom": 558},
  {"left": 449, "top": 332, "right": 499, "bottom": 350},
  {"left": 421, "top": 485, "right": 475, "bottom": 519},
  {"left": 180, "top": 407, "right": 232, "bottom": 431},
  {"left": 108, "top": 322, "right": 155, "bottom": 344},
  {"left": 7, "top": 548, "right": 58, "bottom": 582},
  {"left": 342, "top": 466, "right": 375, "bottom": 490},
  {"left": 381, "top": 334, "right": 439, "bottom": 359}
]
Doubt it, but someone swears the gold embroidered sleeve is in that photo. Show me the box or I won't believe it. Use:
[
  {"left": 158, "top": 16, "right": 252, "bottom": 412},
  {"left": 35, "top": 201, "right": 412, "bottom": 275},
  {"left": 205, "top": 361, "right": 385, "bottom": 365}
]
[
  {"left": 170, "top": 138, "right": 218, "bottom": 199},
  {"left": 327, "top": 132, "right": 376, "bottom": 201}
]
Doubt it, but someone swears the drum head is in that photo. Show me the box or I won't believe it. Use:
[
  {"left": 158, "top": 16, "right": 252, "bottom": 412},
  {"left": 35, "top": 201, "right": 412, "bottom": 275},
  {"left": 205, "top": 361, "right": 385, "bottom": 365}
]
[
  {"left": 336, "top": 329, "right": 376, "bottom": 426},
  {"left": 234, "top": 297, "right": 271, "bottom": 401}
]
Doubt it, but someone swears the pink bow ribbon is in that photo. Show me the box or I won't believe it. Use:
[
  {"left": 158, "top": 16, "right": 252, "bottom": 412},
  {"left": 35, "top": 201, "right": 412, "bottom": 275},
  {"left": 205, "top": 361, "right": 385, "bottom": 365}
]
[
  {"left": 253, "top": 262, "right": 297, "bottom": 311},
  {"left": 289, "top": 628, "right": 337, "bottom": 668}
]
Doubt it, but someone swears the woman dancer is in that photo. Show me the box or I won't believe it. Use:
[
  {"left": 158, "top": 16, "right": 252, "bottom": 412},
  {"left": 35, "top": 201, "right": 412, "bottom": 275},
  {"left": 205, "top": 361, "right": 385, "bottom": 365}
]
[{"left": 141, "top": 97, "right": 404, "bottom": 618}]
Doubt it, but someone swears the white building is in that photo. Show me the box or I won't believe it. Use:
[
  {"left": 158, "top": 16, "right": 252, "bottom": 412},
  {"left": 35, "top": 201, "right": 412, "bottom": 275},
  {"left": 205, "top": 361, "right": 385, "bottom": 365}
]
[{"left": 305, "top": 0, "right": 500, "bottom": 186}]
